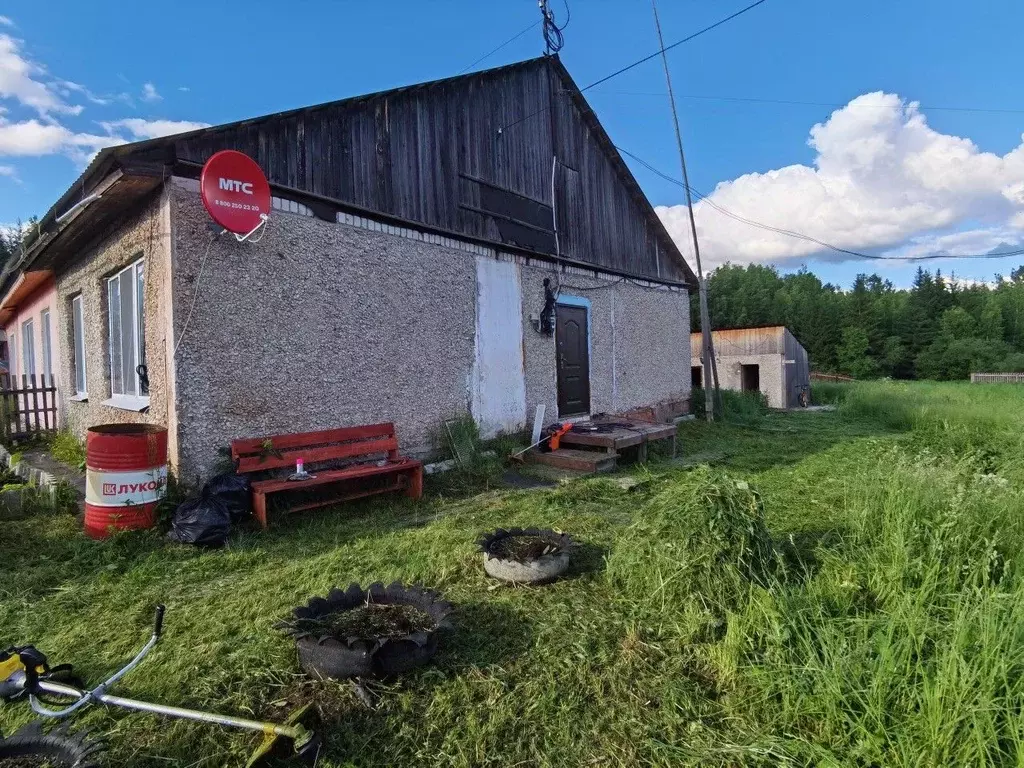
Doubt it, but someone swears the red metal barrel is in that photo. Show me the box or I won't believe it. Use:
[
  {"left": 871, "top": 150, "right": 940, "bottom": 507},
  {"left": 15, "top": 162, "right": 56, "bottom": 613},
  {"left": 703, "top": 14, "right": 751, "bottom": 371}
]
[{"left": 84, "top": 424, "right": 168, "bottom": 539}]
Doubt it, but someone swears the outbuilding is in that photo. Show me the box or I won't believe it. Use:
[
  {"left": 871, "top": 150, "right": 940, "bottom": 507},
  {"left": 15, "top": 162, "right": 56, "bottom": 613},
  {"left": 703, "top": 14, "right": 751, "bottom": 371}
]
[
  {"left": 3, "top": 56, "right": 696, "bottom": 480},
  {"left": 691, "top": 326, "right": 810, "bottom": 409}
]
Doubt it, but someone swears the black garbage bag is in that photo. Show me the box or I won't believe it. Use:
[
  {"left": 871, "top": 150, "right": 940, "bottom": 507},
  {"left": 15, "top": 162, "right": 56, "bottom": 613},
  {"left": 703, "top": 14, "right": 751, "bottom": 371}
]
[
  {"left": 168, "top": 496, "right": 231, "bottom": 548},
  {"left": 202, "top": 473, "right": 252, "bottom": 522}
]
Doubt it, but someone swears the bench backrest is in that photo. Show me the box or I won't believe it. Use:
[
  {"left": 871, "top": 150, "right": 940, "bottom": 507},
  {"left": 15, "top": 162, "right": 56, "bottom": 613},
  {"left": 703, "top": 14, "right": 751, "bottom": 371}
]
[{"left": 231, "top": 423, "right": 399, "bottom": 474}]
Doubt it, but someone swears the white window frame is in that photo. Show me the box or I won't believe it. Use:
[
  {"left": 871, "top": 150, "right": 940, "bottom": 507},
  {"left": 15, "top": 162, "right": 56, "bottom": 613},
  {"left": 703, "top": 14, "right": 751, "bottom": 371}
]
[
  {"left": 104, "top": 257, "right": 148, "bottom": 410},
  {"left": 40, "top": 308, "right": 53, "bottom": 382},
  {"left": 21, "top": 318, "right": 35, "bottom": 378},
  {"left": 71, "top": 295, "right": 88, "bottom": 401}
]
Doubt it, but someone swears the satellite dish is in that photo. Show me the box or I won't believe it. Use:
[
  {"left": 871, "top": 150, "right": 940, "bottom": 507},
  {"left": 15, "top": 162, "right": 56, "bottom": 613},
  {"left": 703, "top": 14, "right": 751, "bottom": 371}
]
[{"left": 199, "top": 150, "right": 271, "bottom": 240}]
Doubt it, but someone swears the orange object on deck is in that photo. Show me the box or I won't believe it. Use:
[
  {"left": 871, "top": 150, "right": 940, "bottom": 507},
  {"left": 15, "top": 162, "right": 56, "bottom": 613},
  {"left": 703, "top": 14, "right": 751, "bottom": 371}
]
[{"left": 548, "top": 422, "right": 573, "bottom": 451}]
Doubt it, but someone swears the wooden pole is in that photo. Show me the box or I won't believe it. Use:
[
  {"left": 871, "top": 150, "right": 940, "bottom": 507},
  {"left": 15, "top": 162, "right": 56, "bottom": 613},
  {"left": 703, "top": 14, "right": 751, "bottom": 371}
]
[{"left": 651, "top": 0, "right": 718, "bottom": 421}]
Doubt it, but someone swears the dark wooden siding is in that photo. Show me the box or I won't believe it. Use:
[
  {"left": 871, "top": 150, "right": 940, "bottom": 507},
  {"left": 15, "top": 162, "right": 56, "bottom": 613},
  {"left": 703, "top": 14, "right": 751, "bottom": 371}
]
[
  {"left": 783, "top": 328, "right": 810, "bottom": 408},
  {"left": 172, "top": 58, "right": 688, "bottom": 283}
]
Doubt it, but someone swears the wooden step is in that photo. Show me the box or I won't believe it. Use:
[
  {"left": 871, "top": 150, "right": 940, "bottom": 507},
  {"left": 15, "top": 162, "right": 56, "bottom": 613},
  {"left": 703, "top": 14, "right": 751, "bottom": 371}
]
[{"left": 527, "top": 448, "right": 619, "bottom": 473}]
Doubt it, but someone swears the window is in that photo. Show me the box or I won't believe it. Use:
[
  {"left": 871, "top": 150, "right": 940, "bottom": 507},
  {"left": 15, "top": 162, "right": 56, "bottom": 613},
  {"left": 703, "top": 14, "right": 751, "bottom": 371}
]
[
  {"left": 9, "top": 337, "right": 15, "bottom": 380},
  {"left": 72, "top": 295, "right": 87, "bottom": 398},
  {"left": 40, "top": 308, "right": 52, "bottom": 381},
  {"left": 21, "top": 318, "right": 35, "bottom": 377},
  {"left": 106, "top": 258, "right": 147, "bottom": 406}
]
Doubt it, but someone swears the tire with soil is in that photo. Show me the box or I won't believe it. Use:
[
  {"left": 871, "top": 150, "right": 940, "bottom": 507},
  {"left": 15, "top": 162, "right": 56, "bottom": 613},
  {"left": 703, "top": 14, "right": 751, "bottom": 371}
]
[{"left": 0, "top": 723, "right": 104, "bottom": 767}]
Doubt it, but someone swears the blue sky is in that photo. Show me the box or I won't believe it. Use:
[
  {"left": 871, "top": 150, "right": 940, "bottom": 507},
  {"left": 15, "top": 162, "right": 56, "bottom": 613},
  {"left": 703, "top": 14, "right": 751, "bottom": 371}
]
[{"left": 2, "top": 0, "right": 1023, "bottom": 288}]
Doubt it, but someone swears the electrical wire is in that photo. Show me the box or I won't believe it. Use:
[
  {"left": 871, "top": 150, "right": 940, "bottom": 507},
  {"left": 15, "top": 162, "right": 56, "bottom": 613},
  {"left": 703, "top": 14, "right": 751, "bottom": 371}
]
[
  {"left": 172, "top": 233, "right": 217, "bottom": 358},
  {"left": 593, "top": 91, "right": 1024, "bottom": 116},
  {"left": 583, "top": 0, "right": 766, "bottom": 92},
  {"left": 614, "top": 144, "right": 1024, "bottom": 263},
  {"left": 497, "top": 0, "right": 768, "bottom": 134},
  {"left": 541, "top": 0, "right": 570, "bottom": 55},
  {"left": 459, "top": 20, "right": 542, "bottom": 75}
]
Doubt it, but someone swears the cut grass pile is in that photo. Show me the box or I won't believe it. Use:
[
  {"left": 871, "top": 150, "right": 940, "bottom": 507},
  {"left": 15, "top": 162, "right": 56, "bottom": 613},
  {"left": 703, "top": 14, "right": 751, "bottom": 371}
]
[
  {"left": 1, "top": 381, "right": 1023, "bottom": 766},
  {"left": 293, "top": 603, "right": 436, "bottom": 642}
]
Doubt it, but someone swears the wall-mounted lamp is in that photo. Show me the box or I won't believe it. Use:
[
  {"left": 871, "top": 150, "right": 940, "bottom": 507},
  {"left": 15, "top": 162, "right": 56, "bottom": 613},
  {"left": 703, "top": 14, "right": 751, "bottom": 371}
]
[{"left": 531, "top": 277, "right": 557, "bottom": 335}]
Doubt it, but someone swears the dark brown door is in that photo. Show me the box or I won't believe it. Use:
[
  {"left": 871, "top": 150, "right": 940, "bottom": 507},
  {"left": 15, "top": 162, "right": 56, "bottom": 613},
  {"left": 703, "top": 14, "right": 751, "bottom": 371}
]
[{"left": 556, "top": 304, "right": 590, "bottom": 416}]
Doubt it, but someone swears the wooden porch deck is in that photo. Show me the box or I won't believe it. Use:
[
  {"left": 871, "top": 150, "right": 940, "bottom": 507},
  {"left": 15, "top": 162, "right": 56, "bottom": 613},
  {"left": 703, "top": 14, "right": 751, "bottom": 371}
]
[{"left": 528, "top": 417, "right": 678, "bottom": 473}]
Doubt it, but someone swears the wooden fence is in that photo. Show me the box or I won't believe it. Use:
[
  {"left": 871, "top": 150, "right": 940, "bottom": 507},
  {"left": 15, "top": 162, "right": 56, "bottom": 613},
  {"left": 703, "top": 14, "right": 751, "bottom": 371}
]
[
  {"left": 810, "top": 372, "right": 856, "bottom": 383},
  {"left": 0, "top": 374, "right": 58, "bottom": 441},
  {"left": 971, "top": 372, "right": 1024, "bottom": 384}
]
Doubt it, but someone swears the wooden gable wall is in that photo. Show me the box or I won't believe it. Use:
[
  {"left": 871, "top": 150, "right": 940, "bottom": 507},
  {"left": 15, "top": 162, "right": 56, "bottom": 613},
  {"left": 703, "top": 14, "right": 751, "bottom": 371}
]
[{"left": 171, "top": 58, "right": 689, "bottom": 284}]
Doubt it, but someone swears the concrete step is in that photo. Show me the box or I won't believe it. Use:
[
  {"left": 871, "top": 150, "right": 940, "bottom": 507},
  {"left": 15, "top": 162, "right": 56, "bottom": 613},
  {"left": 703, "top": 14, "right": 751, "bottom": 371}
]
[{"left": 527, "top": 448, "right": 619, "bottom": 473}]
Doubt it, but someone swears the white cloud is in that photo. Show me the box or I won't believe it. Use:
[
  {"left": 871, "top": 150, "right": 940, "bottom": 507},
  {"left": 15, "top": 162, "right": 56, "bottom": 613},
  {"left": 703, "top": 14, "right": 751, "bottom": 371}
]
[
  {"left": 0, "top": 118, "right": 121, "bottom": 160},
  {"left": 141, "top": 82, "right": 160, "bottom": 102},
  {"left": 0, "top": 17, "right": 13, "bottom": 27},
  {"left": 56, "top": 79, "right": 112, "bottom": 106},
  {"left": 177, "top": 86, "right": 190, "bottom": 93},
  {"left": 0, "top": 164, "right": 17, "bottom": 178},
  {"left": 0, "top": 33, "right": 80, "bottom": 115},
  {"left": 100, "top": 118, "right": 209, "bottom": 140},
  {"left": 655, "top": 92, "right": 1024, "bottom": 268}
]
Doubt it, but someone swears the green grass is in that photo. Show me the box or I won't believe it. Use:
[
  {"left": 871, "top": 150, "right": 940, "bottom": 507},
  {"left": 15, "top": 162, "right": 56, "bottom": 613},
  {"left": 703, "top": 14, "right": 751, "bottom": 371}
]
[
  {"left": 47, "top": 429, "right": 87, "bottom": 471},
  {"left": 809, "top": 381, "right": 848, "bottom": 405},
  {"left": 2, "top": 382, "right": 1024, "bottom": 766}
]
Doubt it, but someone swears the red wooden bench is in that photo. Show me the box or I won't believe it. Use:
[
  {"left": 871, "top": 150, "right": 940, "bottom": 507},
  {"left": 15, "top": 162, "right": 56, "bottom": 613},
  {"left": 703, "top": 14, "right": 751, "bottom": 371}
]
[{"left": 231, "top": 423, "right": 423, "bottom": 529}]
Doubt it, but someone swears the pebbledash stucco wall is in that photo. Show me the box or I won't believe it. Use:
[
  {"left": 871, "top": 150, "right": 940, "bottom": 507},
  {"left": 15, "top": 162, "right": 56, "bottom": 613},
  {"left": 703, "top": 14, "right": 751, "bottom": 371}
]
[
  {"left": 48, "top": 178, "right": 691, "bottom": 481},
  {"left": 169, "top": 182, "right": 477, "bottom": 481},
  {"left": 55, "top": 190, "right": 175, "bottom": 448},
  {"left": 699, "top": 352, "right": 786, "bottom": 409},
  {"left": 520, "top": 266, "right": 690, "bottom": 421}
]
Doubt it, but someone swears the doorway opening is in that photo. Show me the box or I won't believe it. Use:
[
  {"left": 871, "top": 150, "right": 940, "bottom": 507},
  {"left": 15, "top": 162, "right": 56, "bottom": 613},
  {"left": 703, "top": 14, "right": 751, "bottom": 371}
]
[{"left": 740, "top": 364, "right": 760, "bottom": 393}]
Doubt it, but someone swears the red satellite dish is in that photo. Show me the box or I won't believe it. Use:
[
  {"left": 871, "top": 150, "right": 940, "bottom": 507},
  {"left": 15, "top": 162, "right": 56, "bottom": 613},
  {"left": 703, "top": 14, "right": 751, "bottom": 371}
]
[{"left": 199, "top": 150, "right": 271, "bottom": 236}]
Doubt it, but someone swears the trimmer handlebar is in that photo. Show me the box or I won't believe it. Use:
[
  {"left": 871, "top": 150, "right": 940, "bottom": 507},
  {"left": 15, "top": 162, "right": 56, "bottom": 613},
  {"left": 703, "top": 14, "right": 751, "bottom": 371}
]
[{"left": 153, "top": 605, "right": 166, "bottom": 638}]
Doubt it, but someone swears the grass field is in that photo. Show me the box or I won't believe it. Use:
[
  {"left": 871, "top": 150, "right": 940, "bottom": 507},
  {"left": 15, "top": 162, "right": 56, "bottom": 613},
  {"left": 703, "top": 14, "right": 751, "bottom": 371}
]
[{"left": 2, "top": 381, "right": 1024, "bottom": 766}]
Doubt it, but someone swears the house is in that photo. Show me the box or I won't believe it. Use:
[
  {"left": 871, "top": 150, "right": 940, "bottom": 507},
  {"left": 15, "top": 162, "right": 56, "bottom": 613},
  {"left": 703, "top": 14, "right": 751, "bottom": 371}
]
[
  {"left": 0, "top": 271, "right": 57, "bottom": 387},
  {"left": 691, "top": 326, "right": 810, "bottom": 409},
  {"left": 5, "top": 56, "right": 696, "bottom": 480}
]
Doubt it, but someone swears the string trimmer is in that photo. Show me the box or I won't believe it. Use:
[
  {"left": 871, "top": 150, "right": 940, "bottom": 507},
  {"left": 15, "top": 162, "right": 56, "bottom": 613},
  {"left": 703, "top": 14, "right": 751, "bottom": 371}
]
[{"left": 0, "top": 605, "right": 321, "bottom": 767}]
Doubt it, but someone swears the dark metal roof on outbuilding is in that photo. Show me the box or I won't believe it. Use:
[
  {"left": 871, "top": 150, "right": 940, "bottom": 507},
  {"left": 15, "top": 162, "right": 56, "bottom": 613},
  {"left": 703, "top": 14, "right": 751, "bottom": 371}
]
[{"left": 21, "top": 56, "right": 696, "bottom": 287}]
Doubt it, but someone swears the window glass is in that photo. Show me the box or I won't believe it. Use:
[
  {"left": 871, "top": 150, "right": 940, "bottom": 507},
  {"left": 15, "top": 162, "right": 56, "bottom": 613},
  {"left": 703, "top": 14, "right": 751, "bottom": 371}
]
[
  {"left": 21, "top": 319, "right": 35, "bottom": 377},
  {"left": 107, "top": 258, "right": 146, "bottom": 399},
  {"left": 72, "top": 296, "right": 87, "bottom": 395},
  {"left": 41, "top": 309, "right": 52, "bottom": 380}
]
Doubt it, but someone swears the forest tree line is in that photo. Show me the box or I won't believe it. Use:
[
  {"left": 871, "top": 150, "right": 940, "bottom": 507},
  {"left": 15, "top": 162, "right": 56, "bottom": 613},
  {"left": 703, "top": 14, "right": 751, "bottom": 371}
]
[
  {"left": 696, "top": 263, "right": 1024, "bottom": 380},
  {"left": 0, "top": 225, "right": 25, "bottom": 271}
]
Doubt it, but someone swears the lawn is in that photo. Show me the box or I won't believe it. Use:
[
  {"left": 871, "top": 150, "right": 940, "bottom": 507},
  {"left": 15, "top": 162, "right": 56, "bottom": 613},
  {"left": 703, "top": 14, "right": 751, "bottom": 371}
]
[{"left": 2, "top": 381, "right": 1024, "bottom": 766}]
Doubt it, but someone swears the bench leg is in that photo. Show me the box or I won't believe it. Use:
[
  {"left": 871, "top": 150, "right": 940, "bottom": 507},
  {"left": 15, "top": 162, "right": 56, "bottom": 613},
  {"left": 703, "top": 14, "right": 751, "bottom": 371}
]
[
  {"left": 253, "top": 492, "right": 269, "bottom": 530},
  {"left": 406, "top": 466, "right": 423, "bottom": 500}
]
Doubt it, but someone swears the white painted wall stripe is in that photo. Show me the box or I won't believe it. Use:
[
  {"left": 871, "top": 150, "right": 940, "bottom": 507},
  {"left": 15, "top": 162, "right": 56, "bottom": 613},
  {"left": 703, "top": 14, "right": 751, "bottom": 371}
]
[{"left": 471, "top": 257, "right": 527, "bottom": 438}]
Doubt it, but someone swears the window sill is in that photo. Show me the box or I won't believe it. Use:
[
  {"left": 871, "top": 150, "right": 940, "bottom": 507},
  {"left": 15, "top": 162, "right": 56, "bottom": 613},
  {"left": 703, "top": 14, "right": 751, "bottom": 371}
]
[
  {"left": 69, "top": 393, "right": 89, "bottom": 403},
  {"left": 102, "top": 395, "right": 150, "bottom": 412}
]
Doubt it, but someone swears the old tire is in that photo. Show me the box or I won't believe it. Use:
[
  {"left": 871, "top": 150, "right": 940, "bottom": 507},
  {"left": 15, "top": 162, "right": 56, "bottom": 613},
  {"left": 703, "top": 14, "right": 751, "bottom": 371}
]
[
  {"left": 296, "top": 636, "right": 374, "bottom": 679},
  {"left": 482, "top": 551, "right": 570, "bottom": 584},
  {"left": 0, "top": 723, "right": 104, "bottom": 767},
  {"left": 285, "top": 582, "right": 453, "bottom": 679}
]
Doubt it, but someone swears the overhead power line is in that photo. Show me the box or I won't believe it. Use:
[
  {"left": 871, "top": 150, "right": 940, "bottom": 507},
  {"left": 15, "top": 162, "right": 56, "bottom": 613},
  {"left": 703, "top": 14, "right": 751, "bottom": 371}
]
[
  {"left": 497, "top": 0, "right": 769, "bottom": 134},
  {"left": 614, "top": 144, "right": 1024, "bottom": 263},
  {"left": 458, "top": 19, "right": 542, "bottom": 75},
  {"left": 595, "top": 90, "right": 1024, "bottom": 116},
  {"left": 583, "top": 0, "right": 767, "bottom": 92}
]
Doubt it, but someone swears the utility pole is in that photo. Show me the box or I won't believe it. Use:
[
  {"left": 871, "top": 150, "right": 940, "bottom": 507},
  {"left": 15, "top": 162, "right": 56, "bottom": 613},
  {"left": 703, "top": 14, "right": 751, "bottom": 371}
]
[{"left": 651, "top": 0, "right": 718, "bottom": 421}]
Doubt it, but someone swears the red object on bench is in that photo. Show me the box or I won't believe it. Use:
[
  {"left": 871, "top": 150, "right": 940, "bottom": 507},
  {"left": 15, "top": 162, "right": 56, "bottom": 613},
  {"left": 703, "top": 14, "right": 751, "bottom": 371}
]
[{"left": 230, "top": 423, "right": 423, "bottom": 529}]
